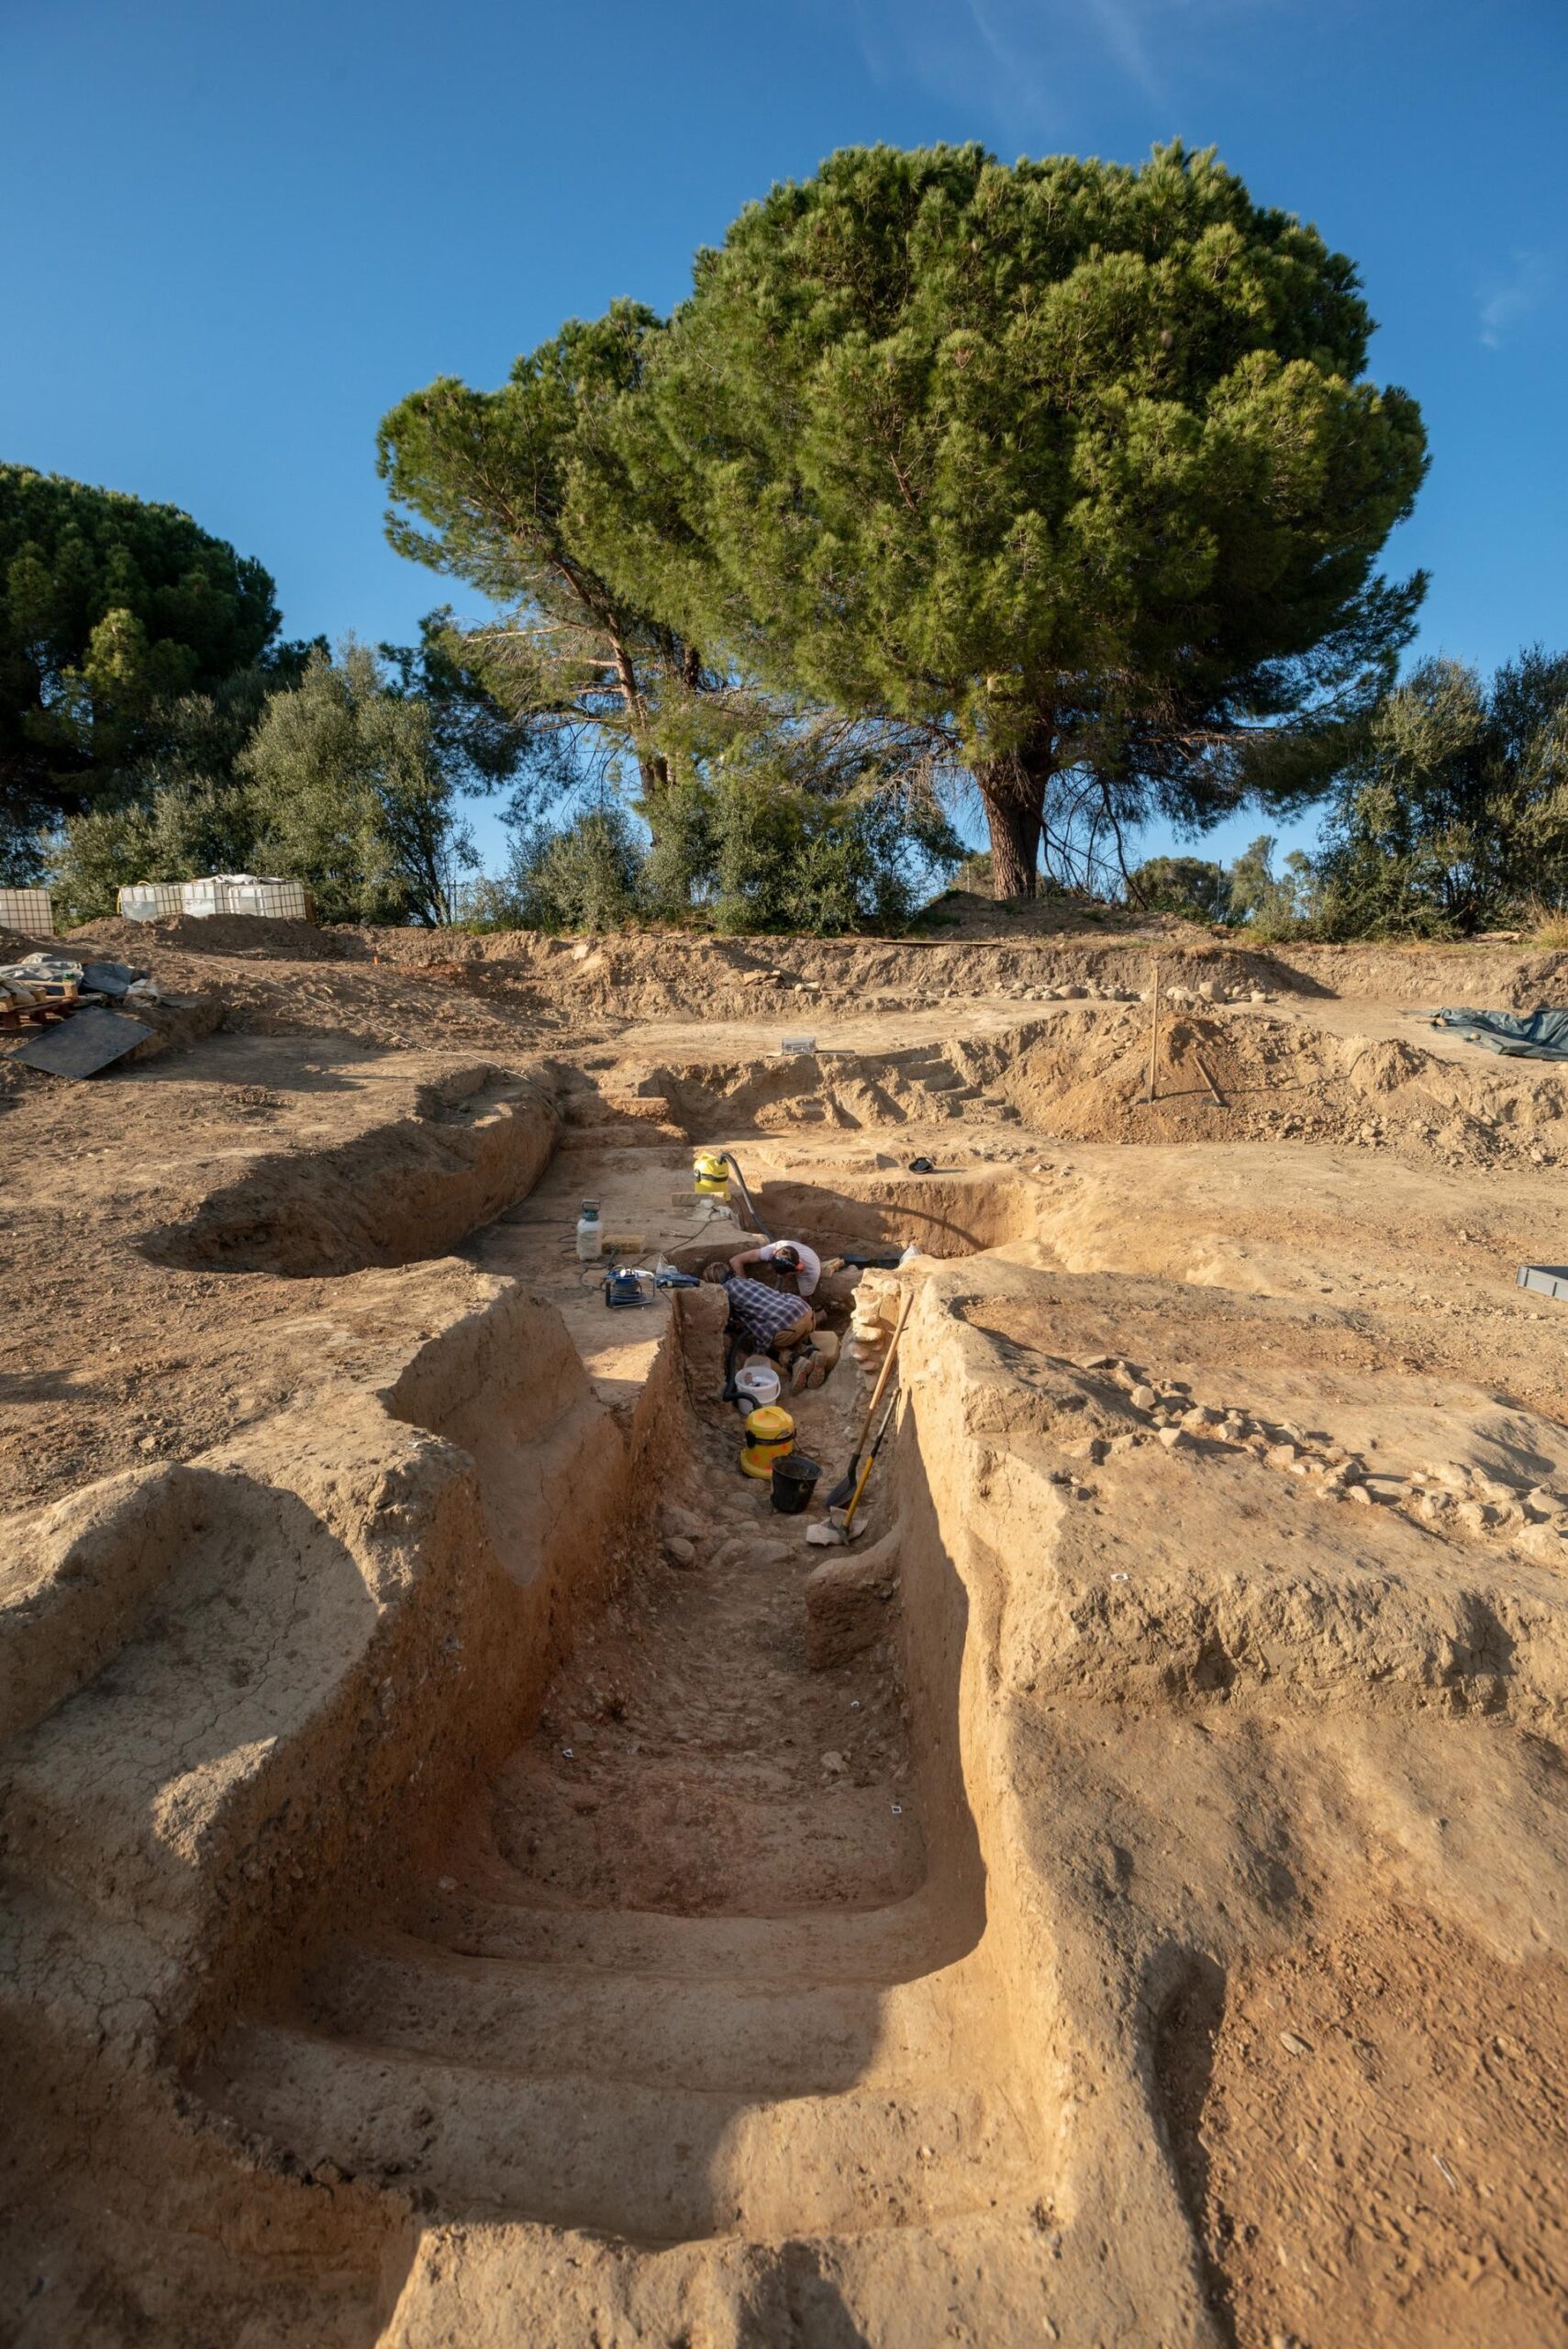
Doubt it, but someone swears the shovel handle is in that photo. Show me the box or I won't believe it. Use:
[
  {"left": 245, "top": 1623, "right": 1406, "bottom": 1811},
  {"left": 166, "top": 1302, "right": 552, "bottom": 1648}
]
[
  {"left": 854, "top": 1288, "right": 913, "bottom": 1448},
  {"left": 843, "top": 1386, "right": 900, "bottom": 1533}
]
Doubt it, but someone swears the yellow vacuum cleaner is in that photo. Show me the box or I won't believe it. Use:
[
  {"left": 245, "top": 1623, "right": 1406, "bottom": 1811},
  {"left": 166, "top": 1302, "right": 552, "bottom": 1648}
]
[
  {"left": 694, "top": 1151, "right": 730, "bottom": 1201},
  {"left": 693, "top": 1149, "right": 772, "bottom": 1237},
  {"left": 740, "top": 1404, "right": 795, "bottom": 1478}
]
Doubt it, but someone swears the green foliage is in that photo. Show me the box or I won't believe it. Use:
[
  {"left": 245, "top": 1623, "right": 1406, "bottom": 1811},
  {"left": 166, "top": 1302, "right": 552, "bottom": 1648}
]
[
  {"left": 473, "top": 804, "right": 644, "bottom": 932},
  {"left": 49, "top": 623, "right": 528, "bottom": 927},
  {"left": 239, "top": 643, "right": 478, "bottom": 925},
  {"left": 706, "top": 774, "right": 958, "bottom": 934},
  {"left": 50, "top": 780, "right": 262, "bottom": 926},
  {"left": 1128, "top": 854, "right": 1231, "bottom": 921},
  {"left": 1223, "top": 832, "right": 1318, "bottom": 938},
  {"left": 377, "top": 307, "right": 697, "bottom": 813},
  {"left": 582, "top": 140, "right": 1428, "bottom": 896},
  {"left": 1313, "top": 651, "right": 1568, "bottom": 937},
  {"left": 379, "top": 306, "right": 996, "bottom": 916},
  {"left": 380, "top": 609, "right": 535, "bottom": 797},
  {"left": 469, "top": 759, "right": 960, "bottom": 938},
  {"left": 0, "top": 464, "right": 281, "bottom": 869}
]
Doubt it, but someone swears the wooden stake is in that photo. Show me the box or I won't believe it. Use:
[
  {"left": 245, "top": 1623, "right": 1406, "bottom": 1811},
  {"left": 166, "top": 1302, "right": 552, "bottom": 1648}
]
[
  {"left": 1193, "top": 1046, "right": 1225, "bottom": 1107},
  {"left": 1141, "top": 958, "right": 1161, "bottom": 1104}
]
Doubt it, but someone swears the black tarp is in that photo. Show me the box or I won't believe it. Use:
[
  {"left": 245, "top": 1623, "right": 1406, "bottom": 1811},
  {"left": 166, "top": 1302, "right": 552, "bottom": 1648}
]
[{"left": 1429, "top": 1008, "right": 1568, "bottom": 1060}]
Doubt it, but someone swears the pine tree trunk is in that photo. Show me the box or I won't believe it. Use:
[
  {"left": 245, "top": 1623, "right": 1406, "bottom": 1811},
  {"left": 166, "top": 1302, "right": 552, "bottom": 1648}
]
[
  {"left": 610, "top": 635, "right": 668, "bottom": 802},
  {"left": 975, "top": 757, "right": 1046, "bottom": 899}
]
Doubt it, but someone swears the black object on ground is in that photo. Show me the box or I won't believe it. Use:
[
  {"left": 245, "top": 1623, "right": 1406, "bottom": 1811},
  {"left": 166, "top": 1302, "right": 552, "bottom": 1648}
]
[
  {"left": 81, "top": 960, "right": 144, "bottom": 998},
  {"left": 771, "top": 1453, "right": 821, "bottom": 1513},
  {"left": 839, "top": 1248, "right": 904, "bottom": 1270},
  {"left": 1431, "top": 1007, "right": 1568, "bottom": 1060},
  {"left": 906, "top": 1156, "right": 936, "bottom": 1173},
  {"left": 603, "top": 1267, "right": 655, "bottom": 1308},
  {"left": 11, "top": 1006, "right": 153, "bottom": 1077}
]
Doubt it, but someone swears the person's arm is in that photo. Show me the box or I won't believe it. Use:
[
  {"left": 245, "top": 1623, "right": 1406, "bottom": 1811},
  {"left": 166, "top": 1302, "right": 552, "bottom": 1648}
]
[{"left": 728, "top": 1247, "right": 765, "bottom": 1277}]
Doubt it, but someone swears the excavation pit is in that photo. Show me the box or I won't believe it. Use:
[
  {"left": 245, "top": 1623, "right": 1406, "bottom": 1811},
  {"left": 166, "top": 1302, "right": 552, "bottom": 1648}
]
[
  {"left": 9, "top": 945, "right": 1568, "bottom": 2345},
  {"left": 174, "top": 1241, "right": 1061, "bottom": 2262}
]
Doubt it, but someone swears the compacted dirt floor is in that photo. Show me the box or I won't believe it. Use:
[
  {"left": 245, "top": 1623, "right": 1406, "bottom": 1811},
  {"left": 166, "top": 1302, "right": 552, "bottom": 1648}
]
[{"left": 3, "top": 907, "right": 1567, "bottom": 2346}]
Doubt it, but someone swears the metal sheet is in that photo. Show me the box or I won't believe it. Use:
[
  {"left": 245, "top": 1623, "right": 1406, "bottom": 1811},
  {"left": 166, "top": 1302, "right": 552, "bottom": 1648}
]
[
  {"left": 11, "top": 1007, "right": 154, "bottom": 1077},
  {"left": 1518, "top": 1264, "right": 1568, "bottom": 1302}
]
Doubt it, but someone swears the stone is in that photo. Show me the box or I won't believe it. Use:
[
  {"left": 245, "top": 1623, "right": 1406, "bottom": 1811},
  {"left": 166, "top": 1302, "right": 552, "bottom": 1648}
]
[
  {"left": 805, "top": 1532, "right": 899, "bottom": 1669},
  {"left": 660, "top": 1502, "right": 705, "bottom": 1543},
  {"left": 662, "top": 1536, "right": 696, "bottom": 1568},
  {"left": 1129, "top": 1384, "right": 1157, "bottom": 1413},
  {"left": 1157, "top": 1426, "right": 1185, "bottom": 1450}
]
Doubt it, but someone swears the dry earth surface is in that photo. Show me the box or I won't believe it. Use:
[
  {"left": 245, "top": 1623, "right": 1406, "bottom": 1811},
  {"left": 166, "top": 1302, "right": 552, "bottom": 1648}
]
[{"left": 2, "top": 904, "right": 1566, "bottom": 2346}]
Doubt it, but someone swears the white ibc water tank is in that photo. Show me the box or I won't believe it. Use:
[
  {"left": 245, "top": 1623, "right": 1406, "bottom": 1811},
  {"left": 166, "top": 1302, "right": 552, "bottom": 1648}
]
[
  {"left": 179, "top": 874, "right": 311, "bottom": 920},
  {"left": 0, "top": 885, "right": 56, "bottom": 937},
  {"left": 117, "top": 883, "right": 183, "bottom": 922}
]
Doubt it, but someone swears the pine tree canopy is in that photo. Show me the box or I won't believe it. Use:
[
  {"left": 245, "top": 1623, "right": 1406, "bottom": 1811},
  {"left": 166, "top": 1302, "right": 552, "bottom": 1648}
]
[
  {"left": 376, "top": 304, "right": 702, "bottom": 808},
  {"left": 0, "top": 463, "right": 280, "bottom": 848},
  {"left": 578, "top": 140, "right": 1429, "bottom": 896}
]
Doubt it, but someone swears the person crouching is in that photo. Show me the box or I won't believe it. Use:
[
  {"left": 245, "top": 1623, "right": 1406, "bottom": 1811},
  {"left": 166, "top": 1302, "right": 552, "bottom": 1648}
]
[{"left": 703, "top": 1263, "right": 830, "bottom": 1394}]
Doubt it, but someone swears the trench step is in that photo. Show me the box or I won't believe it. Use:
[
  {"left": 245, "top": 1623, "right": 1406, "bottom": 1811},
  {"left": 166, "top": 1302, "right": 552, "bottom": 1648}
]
[
  {"left": 205, "top": 2023, "right": 1043, "bottom": 2243},
  {"left": 398, "top": 1885, "right": 973, "bottom": 1983},
  {"left": 298, "top": 1931, "right": 984, "bottom": 2097}
]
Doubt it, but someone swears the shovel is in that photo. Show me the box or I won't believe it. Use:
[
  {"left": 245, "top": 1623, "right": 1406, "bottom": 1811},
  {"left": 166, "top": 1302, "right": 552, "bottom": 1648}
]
[
  {"left": 824, "top": 1288, "right": 913, "bottom": 1508},
  {"left": 809, "top": 1387, "right": 900, "bottom": 1544}
]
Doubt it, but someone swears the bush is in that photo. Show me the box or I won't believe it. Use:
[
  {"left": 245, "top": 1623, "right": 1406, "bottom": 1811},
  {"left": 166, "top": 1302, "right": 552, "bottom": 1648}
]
[
  {"left": 706, "top": 778, "right": 937, "bottom": 934},
  {"left": 1128, "top": 855, "right": 1231, "bottom": 923},
  {"left": 473, "top": 805, "right": 644, "bottom": 931},
  {"left": 1313, "top": 650, "right": 1568, "bottom": 937}
]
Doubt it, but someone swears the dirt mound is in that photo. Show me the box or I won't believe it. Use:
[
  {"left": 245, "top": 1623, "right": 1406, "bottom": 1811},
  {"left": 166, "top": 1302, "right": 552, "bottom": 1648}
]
[
  {"left": 988, "top": 1006, "right": 1568, "bottom": 1169},
  {"left": 70, "top": 913, "right": 368, "bottom": 961}
]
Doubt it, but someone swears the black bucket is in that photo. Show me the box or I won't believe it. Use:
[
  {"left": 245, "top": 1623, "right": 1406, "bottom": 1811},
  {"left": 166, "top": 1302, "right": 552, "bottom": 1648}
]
[{"left": 771, "top": 1453, "right": 821, "bottom": 1514}]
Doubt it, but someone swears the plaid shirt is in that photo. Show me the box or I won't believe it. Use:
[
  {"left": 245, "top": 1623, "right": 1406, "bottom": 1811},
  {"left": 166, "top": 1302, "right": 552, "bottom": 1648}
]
[{"left": 723, "top": 1275, "right": 809, "bottom": 1350}]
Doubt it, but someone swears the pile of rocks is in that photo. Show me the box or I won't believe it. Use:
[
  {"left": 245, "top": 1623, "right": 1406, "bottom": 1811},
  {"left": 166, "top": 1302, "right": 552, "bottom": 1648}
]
[
  {"left": 1161, "top": 980, "right": 1273, "bottom": 1007},
  {"left": 1076, "top": 1353, "right": 1568, "bottom": 1566}
]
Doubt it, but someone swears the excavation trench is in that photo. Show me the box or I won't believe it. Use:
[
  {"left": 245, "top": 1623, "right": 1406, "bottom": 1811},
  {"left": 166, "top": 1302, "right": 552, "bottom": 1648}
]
[{"left": 173, "top": 1142, "right": 1059, "bottom": 2261}]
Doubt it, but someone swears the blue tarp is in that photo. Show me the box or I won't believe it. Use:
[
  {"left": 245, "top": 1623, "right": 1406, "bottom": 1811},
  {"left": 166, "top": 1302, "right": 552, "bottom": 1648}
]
[{"left": 1429, "top": 1007, "right": 1568, "bottom": 1060}]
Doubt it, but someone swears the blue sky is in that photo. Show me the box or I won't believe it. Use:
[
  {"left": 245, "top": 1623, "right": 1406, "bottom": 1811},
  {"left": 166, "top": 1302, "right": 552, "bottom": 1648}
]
[{"left": 3, "top": 0, "right": 1564, "bottom": 877}]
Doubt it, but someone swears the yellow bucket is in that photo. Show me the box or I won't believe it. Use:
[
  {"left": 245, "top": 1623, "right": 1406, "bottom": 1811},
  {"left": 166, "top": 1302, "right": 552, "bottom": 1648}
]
[
  {"left": 694, "top": 1151, "right": 730, "bottom": 1199},
  {"left": 740, "top": 1404, "right": 795, "bottom": 1479}
]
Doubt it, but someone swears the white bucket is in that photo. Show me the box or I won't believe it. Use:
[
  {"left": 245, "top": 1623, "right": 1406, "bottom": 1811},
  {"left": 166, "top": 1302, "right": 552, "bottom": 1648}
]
[{"left": 735, "top": 1362, "right": 782, "bottom": 1409}]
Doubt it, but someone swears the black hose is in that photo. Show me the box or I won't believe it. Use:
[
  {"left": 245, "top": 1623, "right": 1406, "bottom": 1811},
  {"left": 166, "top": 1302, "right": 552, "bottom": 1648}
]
[{"left": 721, "top": 1152, "right": 772, "bottom": 1241}]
